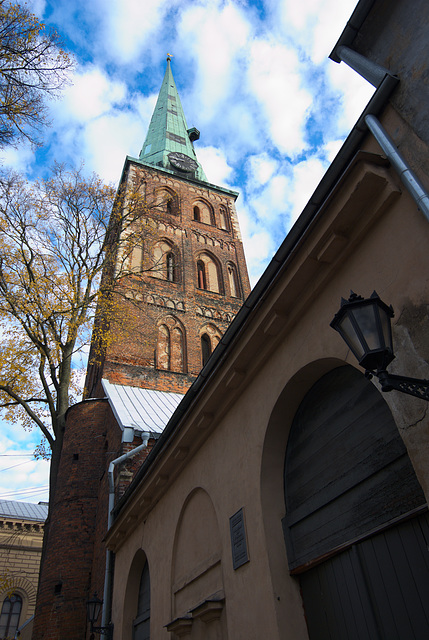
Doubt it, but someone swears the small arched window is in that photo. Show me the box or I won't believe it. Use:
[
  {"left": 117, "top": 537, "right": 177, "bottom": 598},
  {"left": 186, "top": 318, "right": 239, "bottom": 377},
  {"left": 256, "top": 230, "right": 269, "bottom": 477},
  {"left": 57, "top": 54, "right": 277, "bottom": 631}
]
[
  {"left": 196, "top": 253, "right": 222, "bottom": 293},
  {"left": 152, "top": 242, "right": 180, "bottom": 282},
  {"left": 133, "top": 561, "right": 150, "bottom": 640},
  {"left": 219, "top": 206, "right": 229, "bottom": 230},
  {"left": 201, "top": 333, "right": 211, "bottom": 367},
  {"left": 197, "top": 260, "right": 207, "bottom": 290},
  {"left": 166, "top": 252, "right": 175, "bottom": 282},
  {"left": 0, "top": 593, "right": 22, "bottom": 639},
  {"left": 227, "top": 263, "right": 240, "bottom": 298},
  {"left": 193, "top": 201, "right": 214, "bottom": 225},
  {"left": 155, "top": 188, "right": 178, "bottom": 216}
]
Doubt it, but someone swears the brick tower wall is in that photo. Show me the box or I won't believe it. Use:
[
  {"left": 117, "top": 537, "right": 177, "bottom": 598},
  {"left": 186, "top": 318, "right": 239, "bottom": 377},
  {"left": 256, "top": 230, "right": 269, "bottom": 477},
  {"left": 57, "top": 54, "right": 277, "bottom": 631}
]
[{"left": 85, "top": 160, "right": 251, "bottom": 398}]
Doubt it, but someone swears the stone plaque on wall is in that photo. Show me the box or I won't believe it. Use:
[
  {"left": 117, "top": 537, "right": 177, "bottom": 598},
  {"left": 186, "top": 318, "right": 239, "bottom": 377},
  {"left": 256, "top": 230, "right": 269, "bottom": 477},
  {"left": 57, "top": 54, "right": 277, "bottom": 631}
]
[{"left": 230, "top": 508, "right": 249, "bottom": 570}]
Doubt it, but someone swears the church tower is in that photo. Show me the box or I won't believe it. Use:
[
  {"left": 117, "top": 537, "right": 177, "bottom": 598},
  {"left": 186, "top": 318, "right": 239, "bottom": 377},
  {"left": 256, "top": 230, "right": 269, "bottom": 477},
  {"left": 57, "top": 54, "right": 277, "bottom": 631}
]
[
  {"left": 32, "top": 59, "right": 250, "bottom": 640},
  {"left": 85, "top": 56, "right": 250, "bottom": 398}
]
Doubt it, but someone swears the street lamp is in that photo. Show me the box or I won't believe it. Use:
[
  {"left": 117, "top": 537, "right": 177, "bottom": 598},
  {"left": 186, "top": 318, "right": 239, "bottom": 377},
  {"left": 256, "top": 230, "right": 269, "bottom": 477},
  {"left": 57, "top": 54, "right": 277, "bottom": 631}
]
[
  {"left": 331, "top": 291, "right": 429, "bottom": 401},
  {"left": 86, "top": 593, "right": 113, "bottom": 639}
]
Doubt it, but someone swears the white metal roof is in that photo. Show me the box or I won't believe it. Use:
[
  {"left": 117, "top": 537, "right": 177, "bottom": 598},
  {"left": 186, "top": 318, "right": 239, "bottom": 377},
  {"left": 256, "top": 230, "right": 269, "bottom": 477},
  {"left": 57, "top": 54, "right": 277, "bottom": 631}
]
[
  {"left": 0, "top": 499, "right": 48, "bottom": 521},
  {"left": 102, "top": 379, "right": 184, "bottom": 435}
]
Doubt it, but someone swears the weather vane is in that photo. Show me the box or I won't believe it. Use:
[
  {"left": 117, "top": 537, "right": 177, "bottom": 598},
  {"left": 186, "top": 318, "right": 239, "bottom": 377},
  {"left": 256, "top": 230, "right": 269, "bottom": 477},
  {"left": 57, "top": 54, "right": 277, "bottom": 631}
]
[{"left": 167, "top": 53, "right": 173, "bottom": 61}]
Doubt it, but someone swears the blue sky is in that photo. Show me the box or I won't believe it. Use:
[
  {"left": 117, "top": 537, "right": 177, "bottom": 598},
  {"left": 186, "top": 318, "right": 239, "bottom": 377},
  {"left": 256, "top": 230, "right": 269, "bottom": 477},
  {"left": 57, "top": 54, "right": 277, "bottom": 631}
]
[{"left": 0, "top": 0, "right": 374, "bottom": 502}]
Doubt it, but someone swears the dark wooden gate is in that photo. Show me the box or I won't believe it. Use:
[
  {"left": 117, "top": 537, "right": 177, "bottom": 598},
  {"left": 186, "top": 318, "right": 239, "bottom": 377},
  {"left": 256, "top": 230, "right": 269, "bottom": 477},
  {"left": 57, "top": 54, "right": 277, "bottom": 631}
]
[{"left": 283, "top": 365, "right": 429, "bottom": 639}]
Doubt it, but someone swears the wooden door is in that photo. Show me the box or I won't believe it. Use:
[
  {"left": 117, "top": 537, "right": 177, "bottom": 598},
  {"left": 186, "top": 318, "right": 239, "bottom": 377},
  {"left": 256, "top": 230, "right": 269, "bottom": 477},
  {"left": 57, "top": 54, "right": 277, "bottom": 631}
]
[
  {"left": 283, "top": 365, "right": 429, "bottom": 639},
  {"left": 300, "top": 511, "right": 429, "bottom": 639}
]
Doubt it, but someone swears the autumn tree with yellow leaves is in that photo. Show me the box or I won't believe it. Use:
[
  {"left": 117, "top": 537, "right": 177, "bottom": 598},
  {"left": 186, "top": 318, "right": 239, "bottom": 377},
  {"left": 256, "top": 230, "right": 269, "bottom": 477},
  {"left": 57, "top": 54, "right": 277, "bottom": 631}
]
[
  {"left": 0, "top": 164, "right": 156, "bottom": 502},
  {"left": 0, "top": 0, "right": 72, "bottom": 148}
]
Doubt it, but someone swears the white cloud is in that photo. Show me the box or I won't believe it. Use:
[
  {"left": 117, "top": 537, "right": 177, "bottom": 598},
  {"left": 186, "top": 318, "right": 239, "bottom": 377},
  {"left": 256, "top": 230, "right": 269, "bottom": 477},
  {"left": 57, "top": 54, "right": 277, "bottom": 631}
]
[
  {"left": 178, "top": 2, "right": 251, "bottom": 121},
  {"left": 0, "top": 421, "right": 49, "bottom": 503},
  {"left": 197, "top": 146, "right": 234, "bottom": 186},
  {"left": 54, "top": 66, "right": 127, "bottom": 123},
  {"left": 287, "top": 156, "right": 327, "bottom": 226},
  {"left": 247, "top": 153, "right": 279, "bottom": 186},
  {"left": 249, "top": 174, "right": 290, "bottom": 222},
  {"left": 239, "top": 215, "right": 275, "bottom": 286},
  {"left": 100, "top": 0, "right": 172, "bottom": 64},
  {"left": 81, "top": 111, "right": 146, "bottom": 183},
  {"left": 277, "top": 0, "right": 360, "bottom": 64},
  {"left": 247, "top": 39, "right": 313, "bottom": 157},
  {"left": 0, "top": 142, "right": 36, "bottom": 175}
]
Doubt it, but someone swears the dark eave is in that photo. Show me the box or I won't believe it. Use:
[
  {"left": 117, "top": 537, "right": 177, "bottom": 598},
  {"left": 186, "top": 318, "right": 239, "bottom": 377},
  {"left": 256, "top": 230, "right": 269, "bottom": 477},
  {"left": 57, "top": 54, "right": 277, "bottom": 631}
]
[{"left": 329, "top": 0, "right": 376, "bottom": 62}]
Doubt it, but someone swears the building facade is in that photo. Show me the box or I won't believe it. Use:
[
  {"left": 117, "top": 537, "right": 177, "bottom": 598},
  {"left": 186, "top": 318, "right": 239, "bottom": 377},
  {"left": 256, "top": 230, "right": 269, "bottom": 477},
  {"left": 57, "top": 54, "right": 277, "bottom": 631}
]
[
  {"left": 105, "top": 1, "right": 429, "bottom": 639},
  {"left": 0, "top": 500, "right": 47, "bottom": 640},
  {"left": 32, "top": 59, "right": 250, "bottom": 640}
]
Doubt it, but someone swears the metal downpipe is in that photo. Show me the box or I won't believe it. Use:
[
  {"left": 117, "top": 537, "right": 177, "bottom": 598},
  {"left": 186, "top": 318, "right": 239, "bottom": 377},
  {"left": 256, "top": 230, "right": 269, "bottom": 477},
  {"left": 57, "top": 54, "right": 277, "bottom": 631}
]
[
  {"left": 101, "top": 433, "right": 150, "bottom": 629},
  {"left": 365, "top": 114, "right": 429, "bottom": 222}
]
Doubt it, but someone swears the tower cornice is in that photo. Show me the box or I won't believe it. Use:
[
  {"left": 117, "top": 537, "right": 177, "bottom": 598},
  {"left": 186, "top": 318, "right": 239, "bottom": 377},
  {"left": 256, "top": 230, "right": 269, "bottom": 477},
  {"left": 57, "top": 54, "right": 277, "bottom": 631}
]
[{"left": 122, "top": 155, "right": 239, "bottom": 199}]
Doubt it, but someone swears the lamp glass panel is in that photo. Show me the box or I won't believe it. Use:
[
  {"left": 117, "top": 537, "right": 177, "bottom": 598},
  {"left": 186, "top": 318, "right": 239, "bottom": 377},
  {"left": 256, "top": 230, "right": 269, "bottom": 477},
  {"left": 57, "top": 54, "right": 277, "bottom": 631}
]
[
  {"left": 379, "top": 307, "right": 393, "bottom": 350},
  {"left": 351, "top": 305, "right": 380, "bottom": 351},
  {"left": 87, "top": 598, "right": 102, "bottom": 623},
  {"left": 338, "top": 314, "right": 365, "bottom": 360}
]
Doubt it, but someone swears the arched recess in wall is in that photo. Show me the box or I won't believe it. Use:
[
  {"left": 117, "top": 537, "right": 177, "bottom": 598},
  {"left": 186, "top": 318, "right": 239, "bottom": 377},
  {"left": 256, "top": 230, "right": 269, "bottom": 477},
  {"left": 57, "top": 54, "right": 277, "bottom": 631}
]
[
  {"left": 192, "top": 199, "right": 214, "bottom": 225},
  {"left": 196, "top": 252, "right": 222, "bottom": 294},
  {"left": 226, "top": 262, "right": 241, "bottom": 298},
  {"left": 121, "top": 549, "right": 151, "bottom": 640},
  {"left": 154, "top": 187, "right": 179, "bottom": 216},
  {"left": 170, "top": 488, "right": 226, "bottom": 633},
  {"left": 282, "top": 364, "right": 429, "bottom": 639},
  {"left": 218, "top": 205, "right": 230, "bottom": 231},
  {"left": 156, "top": 316, "right": 186, "bottom": 373},
  {"left": 199, "top": 324, "right": 222, "bottom": 367},
  {"left": 151, "top": 240, "right": 181, "bottom": 282},
  {"left": 116, "top": 227, "right": 143, "bottom": 274}
]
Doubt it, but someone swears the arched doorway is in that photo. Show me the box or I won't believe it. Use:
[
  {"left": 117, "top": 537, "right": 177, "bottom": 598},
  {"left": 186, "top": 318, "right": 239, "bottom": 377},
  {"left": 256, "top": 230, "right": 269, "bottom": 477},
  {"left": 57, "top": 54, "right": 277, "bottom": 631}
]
[{"left": 283, "top": 365, "right": 429, "bottom": 639}]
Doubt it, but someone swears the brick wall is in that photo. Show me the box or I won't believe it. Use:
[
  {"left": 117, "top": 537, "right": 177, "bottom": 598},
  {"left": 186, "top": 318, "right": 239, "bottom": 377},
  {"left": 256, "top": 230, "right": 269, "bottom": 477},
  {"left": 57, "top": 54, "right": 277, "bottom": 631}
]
[
  {"left": 32, "top": 400, "right": 121, "bottom": 640},
  {"left": 86, "top": 160, "right": 250, "bottom": 398}
]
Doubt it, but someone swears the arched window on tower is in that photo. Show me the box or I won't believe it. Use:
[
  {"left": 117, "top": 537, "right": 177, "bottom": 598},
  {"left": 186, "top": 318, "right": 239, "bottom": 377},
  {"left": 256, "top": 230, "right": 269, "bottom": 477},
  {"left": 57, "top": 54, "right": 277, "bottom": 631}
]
[
  {"left": 166, "top": 252, "right": 175, "bottom": 282},
  {"left": 200, "top": 324, "right": 222, "bottom": 367},
  {"left": 133, "top": 561, "right": 150, "bottom": 640},
  {"left": 156, "top": 324, "right": 170, "bottom": 370},
  {"left": 227, "top": 263, "right": 240, "bottom": 298},
  {"left": 152, "top": 242, "right": 180, "bottom": 282},
  {"left": 156, "top": 317, "right": 186, "bottom": 373},
  {"left": 197, "top": 260, "right": 207, "bottom": 290},
  {"left": 196, "top": 253, "right": 222, "bottom": 293},
  {"left": 201, "top": 333, "right": 211, "bottom": 367},
  {"left": 219, "top": 206, "right": 229, "bottom": 231},
  {"left": 154, "top": 188, "right": 178, "bottom": 216},
  {"left": 193, "top": 201, "right": 214, "bottom": 225},
  {"left": 0, "top": 593, "right": 22, "bottom": 639}
]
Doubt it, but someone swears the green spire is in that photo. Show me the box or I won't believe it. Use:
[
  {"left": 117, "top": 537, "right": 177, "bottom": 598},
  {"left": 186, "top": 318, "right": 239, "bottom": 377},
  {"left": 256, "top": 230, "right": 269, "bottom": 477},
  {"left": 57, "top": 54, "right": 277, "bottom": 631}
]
[{"left": 139, "top": 57, "right": 208, "bottom": 182}]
